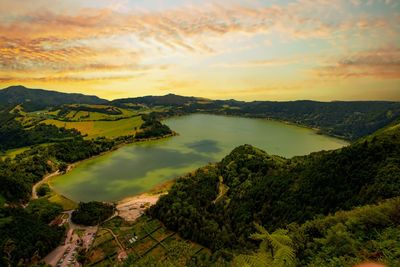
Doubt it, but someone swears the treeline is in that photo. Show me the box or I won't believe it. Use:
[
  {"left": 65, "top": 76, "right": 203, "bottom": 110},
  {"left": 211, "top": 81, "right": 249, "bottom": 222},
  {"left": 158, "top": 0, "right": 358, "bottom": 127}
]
[
  {"left": 135, "top": 113, "right": 173, "bottom": 139},
  {"left": 71, "top": 202, "right": 115, "bottom": 226},
  {"left": 2, "top": 87, "right": 399, "bottom": 140},
  {"left": 150, "top": 122, "right": 400, "bottom": 254},
  {"left": 114, "top": 93, "right": 400, "bottom": 140},
  {"left": 0, "top": 199, "right": 64, "bottom": 266},
  {"left": 0, "top": 110, "right": 175, "bottom": 202},
  {"left": 221, "top": 101, "right": 400, "bottom": 140},
  {"left": 0, "top": 110, "right": 81, "bottom": 151},
  {"left": 181, "top": 100, "right": 400, "bottom": 140},
  {"left": 56, "top": 105, "right": 122, "bottom": 117},
  {"left": 0, "top": 138, "right": 117, "bottom": 202},
  {"left": 111, "top": 93, "right": 198, "bottom": 107}
]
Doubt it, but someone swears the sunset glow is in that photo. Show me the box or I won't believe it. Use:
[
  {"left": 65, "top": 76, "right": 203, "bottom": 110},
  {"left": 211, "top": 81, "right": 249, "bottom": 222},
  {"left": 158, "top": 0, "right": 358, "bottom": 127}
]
[{"left": 1, "top": 0, "right": 399, "bottom": 100}]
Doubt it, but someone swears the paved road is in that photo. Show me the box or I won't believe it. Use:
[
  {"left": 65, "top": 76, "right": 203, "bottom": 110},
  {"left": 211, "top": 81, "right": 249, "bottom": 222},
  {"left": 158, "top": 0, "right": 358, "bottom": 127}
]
[{"left": 43, "top": 212, "right": 97, "bottom": 267}]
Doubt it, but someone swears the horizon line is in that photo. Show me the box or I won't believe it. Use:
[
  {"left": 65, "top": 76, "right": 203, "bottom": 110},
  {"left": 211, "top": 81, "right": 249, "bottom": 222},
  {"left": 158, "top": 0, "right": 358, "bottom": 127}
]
[{"left": 1, "top": 84, "right": 399, "bottom": 103}]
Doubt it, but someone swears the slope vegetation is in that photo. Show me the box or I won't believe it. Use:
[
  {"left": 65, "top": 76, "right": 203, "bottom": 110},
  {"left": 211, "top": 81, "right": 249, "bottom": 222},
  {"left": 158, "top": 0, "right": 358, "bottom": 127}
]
[
  {"left": 150, "top": 121, "right": 400, "bottom": 253},
  {"left": 0, "top": 85, "right": 107, "bottom": 111}
]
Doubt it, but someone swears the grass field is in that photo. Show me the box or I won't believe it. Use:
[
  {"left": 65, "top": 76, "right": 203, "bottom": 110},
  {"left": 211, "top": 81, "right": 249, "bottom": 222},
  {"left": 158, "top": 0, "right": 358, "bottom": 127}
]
[
  {"left": 42, "top": 116, "right": 143, "bottom": 138},
  {"left": 87, "top": 215, "right": 210, "bottom": 266},
  {"left": 36, "top": 104, "right": 139, "bottom": 122},
  {"left": 47, "top": 191, "right": 78, "bottom": 210},
  {"left": 59, "top": 109, "right": 138, "bottom": 122},
  {"left": 1, "top": 146, "right": 31, "bottom": 160}
]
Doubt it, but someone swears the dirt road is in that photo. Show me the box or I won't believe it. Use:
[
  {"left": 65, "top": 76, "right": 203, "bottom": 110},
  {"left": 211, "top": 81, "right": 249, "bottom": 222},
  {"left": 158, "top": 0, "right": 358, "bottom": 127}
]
[
  {"left": 31, "top": 170, "right": 60, "bottom": 199},
  {"left": 116, "top": 193, "right": 163, "bottom": 222}
]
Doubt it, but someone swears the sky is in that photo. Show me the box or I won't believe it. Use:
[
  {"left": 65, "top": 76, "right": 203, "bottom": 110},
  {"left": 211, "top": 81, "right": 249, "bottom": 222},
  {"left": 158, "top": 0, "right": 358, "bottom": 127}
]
[{"left": 0, "top": 0, "right": 399, "bottom": 101}]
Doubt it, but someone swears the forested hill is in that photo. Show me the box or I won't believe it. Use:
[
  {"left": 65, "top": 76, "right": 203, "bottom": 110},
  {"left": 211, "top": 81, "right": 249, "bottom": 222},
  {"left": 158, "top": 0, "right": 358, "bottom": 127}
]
[
  {"left": 114, "top": 95, "right": 400, "bottom": 140},
  {"left": 2, "top": 86, "right": 400, "bottom": 139},
  {"left": 0, "top": 85, "right": 107, "bottom": 111},
  {"left": 150, "top": 121, "right": 400, "bottom": 253},
  {"left": 111, "top": 93, "right": 199, "bottom": 106}
]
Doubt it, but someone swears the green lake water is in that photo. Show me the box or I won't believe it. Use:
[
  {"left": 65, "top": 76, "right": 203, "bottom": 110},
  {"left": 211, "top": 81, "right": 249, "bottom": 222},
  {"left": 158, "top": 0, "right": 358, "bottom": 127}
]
[{"left": 51, "top": 114, "right": 349, "bottom": 202}]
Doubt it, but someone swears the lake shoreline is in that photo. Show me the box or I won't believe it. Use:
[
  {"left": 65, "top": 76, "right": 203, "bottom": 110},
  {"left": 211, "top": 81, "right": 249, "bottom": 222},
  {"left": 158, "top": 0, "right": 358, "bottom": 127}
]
[
  {"left": 44, "top": 114, "right": 349, "bottom": 204},
  {"left": 33, "top": 132, "right": 177, "bottom": 203},
  {"left": 116, "top": 193, "right": 165, "bottom": 222},
  {"left": 164, "top": 112, "right": 352, "bottom": 143}
]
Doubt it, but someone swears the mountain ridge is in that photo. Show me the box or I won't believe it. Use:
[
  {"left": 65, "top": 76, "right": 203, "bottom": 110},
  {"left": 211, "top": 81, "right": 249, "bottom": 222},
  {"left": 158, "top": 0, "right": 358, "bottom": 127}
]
[
  {"left": 2, "top": 85, "right": 400, "bottom": 104},
  {"left": 0, "top": 85, "right": 108, "bottom": 111},
  {"left": 2, "top": 85, "right": 400, "bottom": 140}
]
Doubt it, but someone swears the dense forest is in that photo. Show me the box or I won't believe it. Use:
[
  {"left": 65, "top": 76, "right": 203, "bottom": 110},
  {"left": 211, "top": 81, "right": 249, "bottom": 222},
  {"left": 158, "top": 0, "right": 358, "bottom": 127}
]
[
  {"left": 135, "top": 113, "right": 173, "bottom": 139},
  {"left": 71, "top": 202, "right": 115, "bottom": 226},
  {"left": 0, "top": 199, "right": 64, "bottom": 266},
  {"left": 150, "top": 121, "right": 400, "bottom": 264},
  {"left": 0, "top": 110, "right": 82, "bottom": 151},
  {"left": 219, "top": 101, "right": 400, "bottom": 140},
  {"left": 111, "top": 93, "right": 199, "bottom": 107},
  {"left": 289, "top": 198, "right": 400, "bottom": 266},
  {"left": 0, "top": 108, "right": 173, "bottom": 203},
  {"left": 0, "top": 138, "right": 118, "bottom": 202},
  {"left": 56, "top": 104, "right": 123, "bottom": 119}
]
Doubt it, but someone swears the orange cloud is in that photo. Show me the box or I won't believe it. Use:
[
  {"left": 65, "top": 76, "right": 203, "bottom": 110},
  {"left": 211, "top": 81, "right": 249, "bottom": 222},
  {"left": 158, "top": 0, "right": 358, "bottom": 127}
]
[
  {"left": 0, "top": 1, "right": 395, "bottom": 56},
  {"left": 0, "top": 0, "right": 398, "bottom": 96},
  {"left": 315, "top": 47, "right": 400, "bottom": 79},
  {"left": 157, "top": 79, "right": 200, "bottom": 91},
  {"left": 216, "top": 58, "right": 301, "bottom": 68},
  {"left": 0, "top": 74, "right": 140, "bottom": 83}
]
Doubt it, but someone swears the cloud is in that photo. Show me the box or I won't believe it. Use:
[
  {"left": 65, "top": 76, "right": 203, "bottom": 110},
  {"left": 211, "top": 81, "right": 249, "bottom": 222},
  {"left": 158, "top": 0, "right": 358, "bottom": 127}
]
[
  {"left": 315, "top": 47, "right": 400, "bottom": 79},
  {"left": 0, "top": 74, "right": 140, "bottom": 83},
  {"left": 0, "top": 0, "right": 398, "bottom": 86},
  {"left": 216, "top": 58, "right": 300, "bottom": 68},
  {"left": 0, "top": 1, "right": 395, "bottom": 54},
  {"left": 0, "top": 37, "right": 97, "bottom": 71},
  {"left": 157, "top": 79, "right": 199, "bottom": 91}
]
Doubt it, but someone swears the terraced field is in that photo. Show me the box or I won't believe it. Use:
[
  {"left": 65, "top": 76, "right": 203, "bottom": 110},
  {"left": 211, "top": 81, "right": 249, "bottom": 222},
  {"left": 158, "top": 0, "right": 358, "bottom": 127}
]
[{"left": 87, "top": 216, "right": 209, "bottom": 266}]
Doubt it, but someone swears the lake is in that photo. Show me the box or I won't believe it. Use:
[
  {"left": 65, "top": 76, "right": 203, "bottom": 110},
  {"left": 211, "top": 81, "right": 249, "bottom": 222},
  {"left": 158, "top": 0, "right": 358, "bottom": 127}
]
[{"left": 51, "top": 114, "right": 349, "bottom": 202}]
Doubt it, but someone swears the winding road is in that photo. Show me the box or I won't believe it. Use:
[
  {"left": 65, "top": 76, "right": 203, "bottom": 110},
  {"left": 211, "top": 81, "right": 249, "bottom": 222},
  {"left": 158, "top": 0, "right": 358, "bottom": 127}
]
[{"left": 31, "top": 170, "right": 60, "bottom": 199}]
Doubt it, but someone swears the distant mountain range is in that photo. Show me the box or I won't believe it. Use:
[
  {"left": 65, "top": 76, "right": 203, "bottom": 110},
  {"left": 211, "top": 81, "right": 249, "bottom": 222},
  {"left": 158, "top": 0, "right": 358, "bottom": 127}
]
[
  {"left": 111, "top": 93, "right": 200, "bottom": 107},
  {"left": 1, "top": 85, "right": 400, "bottom": 139},
  {"left": 0, "top": 85, "right": 107, "bottom": 111}
]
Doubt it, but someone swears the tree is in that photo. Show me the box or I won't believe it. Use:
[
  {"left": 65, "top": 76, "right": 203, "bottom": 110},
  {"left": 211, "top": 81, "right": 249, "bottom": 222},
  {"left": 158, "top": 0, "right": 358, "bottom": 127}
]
[
  {"left": 71, "top": 202, "right": 114, "bottom": 226},
  {"left": 58, "top": 162, "right": 68, "bottom": 173},
  {"left": 2, "top": 239, "right": 15, "bottom": 267},
  {"left": 233, "top": 223, "right": 295, "bottom": 267},
  {"left": 37, "top": 184, "right": 50, "bottom": 197}
]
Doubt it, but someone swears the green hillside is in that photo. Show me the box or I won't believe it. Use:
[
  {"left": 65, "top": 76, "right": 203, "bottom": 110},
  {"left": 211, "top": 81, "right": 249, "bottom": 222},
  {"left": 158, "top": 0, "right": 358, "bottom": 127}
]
[
  {"left": 0, "top": 87, "right": 399, "bottom": 266},
  {"left": 150, "top": 121, "right": 400, "bottom": 264},
  {"left": 290, "top": 197, "right": 400, "bottom": 266},
  {"left": 0, "top": 85, "right": 107, "bottom": 111},
  {"left": 2, "top": 86, "right": 399, "bottom": 140}
]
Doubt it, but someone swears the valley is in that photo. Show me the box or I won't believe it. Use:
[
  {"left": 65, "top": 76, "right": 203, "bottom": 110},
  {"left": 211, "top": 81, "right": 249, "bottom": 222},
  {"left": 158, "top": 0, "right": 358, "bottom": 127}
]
[
  {"left": 0, "top": 86, "right": 399, "bottom": 267},
  {"left": 50, "top": 114, "right": 347, "bottom": 202},
  {"left": 2, "top": 1, "right": 399, "bottom": 265}
]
